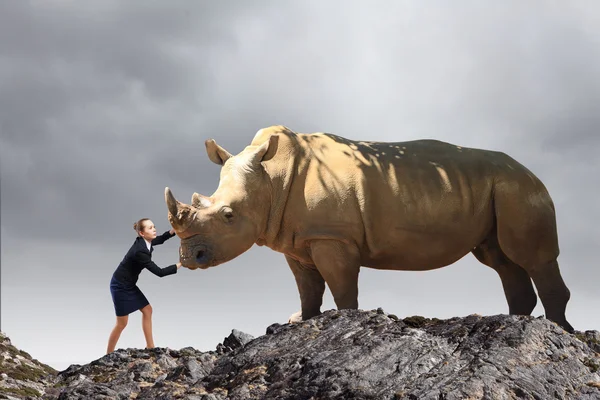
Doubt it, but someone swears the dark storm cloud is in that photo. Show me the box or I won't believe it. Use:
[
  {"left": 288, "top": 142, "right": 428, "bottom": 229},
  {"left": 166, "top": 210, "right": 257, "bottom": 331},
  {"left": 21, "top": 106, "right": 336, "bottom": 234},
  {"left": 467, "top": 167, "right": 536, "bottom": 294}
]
[
  {"left": 0, "top": 1, "right": 310, "bottom": 244},
  {"left": 0, "top": 1, "right": 247, "bottom": 242},
  {"left": 1, "top": 1, "right": 599, "bottom": 248}
]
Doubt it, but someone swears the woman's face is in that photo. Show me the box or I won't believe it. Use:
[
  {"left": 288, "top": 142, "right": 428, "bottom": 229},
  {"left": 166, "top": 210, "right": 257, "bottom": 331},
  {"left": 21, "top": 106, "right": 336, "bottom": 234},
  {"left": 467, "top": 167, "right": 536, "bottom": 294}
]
[{"left": 139, "top": 220, "right": 157, "bottom": 240}]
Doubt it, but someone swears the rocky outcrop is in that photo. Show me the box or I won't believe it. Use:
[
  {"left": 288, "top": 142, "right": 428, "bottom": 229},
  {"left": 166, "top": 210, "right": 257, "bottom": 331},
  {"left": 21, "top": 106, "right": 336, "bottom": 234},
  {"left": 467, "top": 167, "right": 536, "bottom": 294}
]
[
  {"left": 2, "top": 309, "right": 600, "bottom": 399},
  {"left": 202, "top": 310, "right": 600, "bottom": 400},
  {"left": 0, "top": 331, "right": 57, "bottom": 399}
]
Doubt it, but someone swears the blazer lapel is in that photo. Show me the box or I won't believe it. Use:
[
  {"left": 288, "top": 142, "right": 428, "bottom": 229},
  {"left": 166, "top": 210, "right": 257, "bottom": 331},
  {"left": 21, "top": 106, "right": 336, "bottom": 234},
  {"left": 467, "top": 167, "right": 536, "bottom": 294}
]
[{"left": 135, "top": 236, "right": 152, "bottom": 254}]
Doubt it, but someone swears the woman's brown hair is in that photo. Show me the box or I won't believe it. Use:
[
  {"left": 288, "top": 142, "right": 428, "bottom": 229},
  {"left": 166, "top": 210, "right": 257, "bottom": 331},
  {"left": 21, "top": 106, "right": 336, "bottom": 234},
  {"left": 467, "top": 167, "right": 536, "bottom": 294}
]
[{"left": 133, "top": 218, "right": 150, "bottom": 236}]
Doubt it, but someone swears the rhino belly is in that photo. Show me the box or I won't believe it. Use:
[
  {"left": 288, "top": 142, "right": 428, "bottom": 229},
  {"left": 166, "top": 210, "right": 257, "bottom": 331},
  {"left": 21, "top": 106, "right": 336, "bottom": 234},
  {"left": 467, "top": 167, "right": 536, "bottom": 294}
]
[
  {"left": 360, "top": 199, "right": 494, "bottom": 271},
  {"left": 362, "top": 229, "right": 485, "bottom": 271}
]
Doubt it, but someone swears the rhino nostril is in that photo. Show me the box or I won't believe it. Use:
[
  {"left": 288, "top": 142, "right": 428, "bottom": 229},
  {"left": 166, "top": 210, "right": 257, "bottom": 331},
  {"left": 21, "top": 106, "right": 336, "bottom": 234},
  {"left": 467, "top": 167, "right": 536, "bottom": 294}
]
[{"left": 196, "top": 250, "right": 205, "bottom": 260}]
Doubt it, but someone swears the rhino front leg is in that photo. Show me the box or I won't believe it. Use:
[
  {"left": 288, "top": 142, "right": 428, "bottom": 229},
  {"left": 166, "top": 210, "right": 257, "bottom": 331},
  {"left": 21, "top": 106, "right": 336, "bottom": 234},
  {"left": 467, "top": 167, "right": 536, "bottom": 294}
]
[
  {"left": 285, "top": 255, "right": 325, "bottom": 323},
  {"left": 310, "top": 240, "right": 361, "bottom": 310}
]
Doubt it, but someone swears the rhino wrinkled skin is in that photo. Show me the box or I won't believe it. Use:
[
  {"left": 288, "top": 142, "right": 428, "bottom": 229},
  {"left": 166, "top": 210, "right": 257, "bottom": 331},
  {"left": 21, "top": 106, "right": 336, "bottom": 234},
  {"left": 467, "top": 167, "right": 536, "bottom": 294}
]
[{"left": 165, "top": 125, "right": 574, "bottom": 333}]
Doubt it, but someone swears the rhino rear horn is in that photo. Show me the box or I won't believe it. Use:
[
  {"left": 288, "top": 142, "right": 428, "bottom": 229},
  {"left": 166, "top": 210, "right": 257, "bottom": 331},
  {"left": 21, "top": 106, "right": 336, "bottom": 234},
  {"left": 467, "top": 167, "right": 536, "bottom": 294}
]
[{"left": 192, "top": 192, "right": 212, "bottom": 208}]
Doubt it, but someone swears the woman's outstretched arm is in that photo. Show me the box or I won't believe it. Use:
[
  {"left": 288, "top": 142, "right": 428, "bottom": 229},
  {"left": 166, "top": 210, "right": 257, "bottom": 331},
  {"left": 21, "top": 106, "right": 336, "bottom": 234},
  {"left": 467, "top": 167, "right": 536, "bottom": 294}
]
[
  {"left": 151, "top": 229, "right": 176, "bottom": 246},
  {"left": 134, "top": 251, "right": 179, "bottom": 277}
]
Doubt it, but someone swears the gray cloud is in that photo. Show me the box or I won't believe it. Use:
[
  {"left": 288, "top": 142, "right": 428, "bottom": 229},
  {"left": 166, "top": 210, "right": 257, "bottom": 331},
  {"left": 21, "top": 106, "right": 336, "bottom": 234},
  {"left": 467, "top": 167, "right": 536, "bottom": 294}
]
[
  {"left": 3, "top": 0, "right": 598, "bottom": 247},
  {"left": 1, "top": 1, "right": 599, "bottom": 370}
]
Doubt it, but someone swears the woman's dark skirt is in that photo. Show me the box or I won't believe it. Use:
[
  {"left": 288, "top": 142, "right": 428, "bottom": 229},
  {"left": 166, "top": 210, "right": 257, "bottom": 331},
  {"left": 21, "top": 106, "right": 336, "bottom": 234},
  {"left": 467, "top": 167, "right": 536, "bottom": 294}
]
[{"left": 110, "top": 276, "right": 150, "bottom": 316}]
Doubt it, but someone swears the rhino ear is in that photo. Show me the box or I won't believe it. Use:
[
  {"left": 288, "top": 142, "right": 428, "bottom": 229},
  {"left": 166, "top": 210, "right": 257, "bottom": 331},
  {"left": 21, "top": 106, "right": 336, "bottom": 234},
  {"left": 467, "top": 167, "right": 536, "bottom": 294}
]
[
  {"left": 205, "top": 139, "right": 233, "bottom": 165},
  {"left": 192, "top": 192, "right": 212, "bottom": 208},
  {"left": 250, "top": 134, "right": 279, "bottom": 164}
]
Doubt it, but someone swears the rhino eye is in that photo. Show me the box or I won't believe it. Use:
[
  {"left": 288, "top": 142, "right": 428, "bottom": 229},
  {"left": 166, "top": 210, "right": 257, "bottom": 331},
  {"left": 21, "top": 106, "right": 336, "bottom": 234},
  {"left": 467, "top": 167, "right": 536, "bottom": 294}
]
[{"left": 221, "top": 207, "right": 234, "bottom": 223}]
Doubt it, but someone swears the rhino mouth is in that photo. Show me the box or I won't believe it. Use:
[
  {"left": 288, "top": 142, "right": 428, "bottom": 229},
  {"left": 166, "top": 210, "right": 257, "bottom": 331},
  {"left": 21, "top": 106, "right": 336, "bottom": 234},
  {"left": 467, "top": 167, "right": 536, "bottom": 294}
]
[{"left": 179, "top": 237, "right": 211, "bottom": 268}]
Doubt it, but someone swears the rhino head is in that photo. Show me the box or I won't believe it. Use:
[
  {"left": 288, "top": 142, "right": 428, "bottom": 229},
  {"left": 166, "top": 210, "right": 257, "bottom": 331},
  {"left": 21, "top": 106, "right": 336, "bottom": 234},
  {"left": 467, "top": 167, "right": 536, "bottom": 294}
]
[{"left": 165, "top": 134, "right": 279, "bottom": 270}]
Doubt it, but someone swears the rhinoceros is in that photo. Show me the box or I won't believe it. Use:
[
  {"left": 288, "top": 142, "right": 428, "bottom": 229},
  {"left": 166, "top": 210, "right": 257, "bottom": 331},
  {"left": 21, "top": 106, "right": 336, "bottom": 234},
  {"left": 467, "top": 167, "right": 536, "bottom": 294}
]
[{"left": 164, "top": 125, "right": 574, "bottom": 333}]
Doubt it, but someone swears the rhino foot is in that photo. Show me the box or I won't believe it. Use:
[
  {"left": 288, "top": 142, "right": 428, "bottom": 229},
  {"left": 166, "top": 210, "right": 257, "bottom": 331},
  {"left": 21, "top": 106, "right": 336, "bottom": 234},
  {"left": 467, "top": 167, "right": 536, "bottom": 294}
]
[{"left": 288, "top": 310, "right": 303, "bottom": 324}]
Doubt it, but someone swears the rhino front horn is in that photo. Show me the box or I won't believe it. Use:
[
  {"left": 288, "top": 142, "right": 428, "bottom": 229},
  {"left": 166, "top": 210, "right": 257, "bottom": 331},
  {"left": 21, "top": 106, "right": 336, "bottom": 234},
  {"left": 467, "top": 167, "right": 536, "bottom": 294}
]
[{"left": 165, "top": 187, "right": 180, "bottom": 217}]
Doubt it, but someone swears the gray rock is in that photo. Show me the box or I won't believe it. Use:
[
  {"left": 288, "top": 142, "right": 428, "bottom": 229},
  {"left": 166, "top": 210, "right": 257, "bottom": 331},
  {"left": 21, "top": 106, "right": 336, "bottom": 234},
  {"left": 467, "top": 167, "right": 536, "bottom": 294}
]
[
  {"left": 0, "top": 330, "right": 57, "bottom": 399},
  {"left": 216, "top": 329, "right": 256, "bottom": 355},
  {"left": 204, "top": 310, "right": 600, "bottom": 399},
  {"left": 2, "top": 312, "right": 600, "bottom": 399}
]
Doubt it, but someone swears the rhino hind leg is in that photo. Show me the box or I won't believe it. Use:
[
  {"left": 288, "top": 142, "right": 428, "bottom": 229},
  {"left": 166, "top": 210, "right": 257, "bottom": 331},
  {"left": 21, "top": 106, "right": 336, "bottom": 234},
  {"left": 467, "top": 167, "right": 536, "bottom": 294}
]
[
  {"left": 526, "top": 260, "right": 573, "bottom": 333},
  {"left": 492, "top": 184, "right": 574, "bottom": 333},
  {"left": 472, "top": 234, "right": 538, "bottom": 316}
]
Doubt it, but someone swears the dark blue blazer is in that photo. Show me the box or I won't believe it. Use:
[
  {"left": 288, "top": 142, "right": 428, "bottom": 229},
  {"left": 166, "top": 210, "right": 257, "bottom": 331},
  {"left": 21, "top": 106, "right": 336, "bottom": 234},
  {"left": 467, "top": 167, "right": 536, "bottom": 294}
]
[{"left": 112, "top": 230, "right": 178, "bottom": 285}]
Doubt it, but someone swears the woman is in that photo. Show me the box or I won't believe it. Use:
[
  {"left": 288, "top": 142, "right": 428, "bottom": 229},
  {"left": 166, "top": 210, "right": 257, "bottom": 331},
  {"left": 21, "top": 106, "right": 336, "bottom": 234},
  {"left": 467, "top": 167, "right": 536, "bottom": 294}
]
[{"left": 106, "top": 218, "right": 182, "bottom": 354}]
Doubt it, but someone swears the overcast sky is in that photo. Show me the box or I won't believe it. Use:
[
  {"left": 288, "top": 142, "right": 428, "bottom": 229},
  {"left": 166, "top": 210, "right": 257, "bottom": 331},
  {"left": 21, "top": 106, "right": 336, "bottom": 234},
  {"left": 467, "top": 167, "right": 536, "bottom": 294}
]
[{"left": 1, "top": 1, "right": 599, "bottom": 371}]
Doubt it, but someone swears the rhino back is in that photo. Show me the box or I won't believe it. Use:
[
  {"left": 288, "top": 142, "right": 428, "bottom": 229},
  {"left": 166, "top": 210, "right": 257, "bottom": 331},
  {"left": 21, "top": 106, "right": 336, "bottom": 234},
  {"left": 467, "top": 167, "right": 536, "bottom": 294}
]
[{"left": 285, "top": 133, "right": 526, "bottom": 269}]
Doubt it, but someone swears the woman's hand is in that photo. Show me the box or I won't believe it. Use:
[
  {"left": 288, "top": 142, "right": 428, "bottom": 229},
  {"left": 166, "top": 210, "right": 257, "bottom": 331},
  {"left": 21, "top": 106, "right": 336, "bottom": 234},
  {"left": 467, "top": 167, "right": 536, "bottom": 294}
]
[
  {"left": 170, "top": 228, "right": 176, "bottom": 235},
  {"left": 176, "top": 262, "right": 182, "bottom": 269}
]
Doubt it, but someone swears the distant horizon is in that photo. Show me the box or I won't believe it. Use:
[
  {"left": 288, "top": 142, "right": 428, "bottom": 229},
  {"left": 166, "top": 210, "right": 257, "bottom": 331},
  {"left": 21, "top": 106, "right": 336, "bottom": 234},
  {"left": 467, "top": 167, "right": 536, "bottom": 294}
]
[{"left": 2, "top": 1, "right": 599, "bottom": 372}]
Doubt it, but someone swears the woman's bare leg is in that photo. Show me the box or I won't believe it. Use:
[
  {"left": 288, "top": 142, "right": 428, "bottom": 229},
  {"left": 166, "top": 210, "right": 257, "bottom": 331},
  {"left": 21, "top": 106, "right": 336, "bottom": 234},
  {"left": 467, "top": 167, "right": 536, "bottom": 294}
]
[
  {"left": 106, "top": 315, "right": 128, "bottom": 354},
  {"left": 140, "top": 304, "right": 154, "bottom": 349}
]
